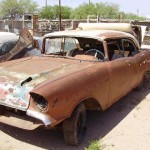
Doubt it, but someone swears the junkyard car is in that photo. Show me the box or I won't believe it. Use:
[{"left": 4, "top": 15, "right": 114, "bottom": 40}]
[
  {"left": 0, "top": 29, "right": 41, "bottom": 62},
  {"left": 0, "top": 28, "right": 150, "bottom": 145}
]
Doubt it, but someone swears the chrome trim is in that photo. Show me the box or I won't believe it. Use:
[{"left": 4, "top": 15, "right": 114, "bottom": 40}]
[{"left": 26, "top": 109, "right": 51, "bottom": 126}]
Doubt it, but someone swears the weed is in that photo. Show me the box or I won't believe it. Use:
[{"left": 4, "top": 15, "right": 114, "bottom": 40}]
[{"left": 85, "top": 140, "right": 102, "bottom": 150}]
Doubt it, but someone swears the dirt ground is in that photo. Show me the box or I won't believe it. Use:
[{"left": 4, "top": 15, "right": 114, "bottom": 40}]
[{"left": 0, "top": 79, "right": 150, "bottom": 150}]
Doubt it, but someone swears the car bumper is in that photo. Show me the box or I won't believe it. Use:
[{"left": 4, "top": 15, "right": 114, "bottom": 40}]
[
  {"left": 27, "top": 109, "right": 52, "bottom": 126},
  {"left": 0, "top": 108, "right": 53, "bottom": 130}
]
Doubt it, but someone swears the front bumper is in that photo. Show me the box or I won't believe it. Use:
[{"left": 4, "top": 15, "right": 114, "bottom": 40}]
[
  {"left": 0, "top": 111, "right": 42, "bottom": 130},
  {"left": 0, "top": 107, "right": 53, "bottom": 130},
  {"left": 27, "top": 109, "right": 52, "bottom": 126}
]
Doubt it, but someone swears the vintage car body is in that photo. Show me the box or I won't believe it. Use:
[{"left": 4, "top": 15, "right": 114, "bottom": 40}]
[
  {"left": 0, "top": 29, "right": 150, "bottom": 145},
  {"left": 0, "top": 29, "right": 41, "bottom": 62}
]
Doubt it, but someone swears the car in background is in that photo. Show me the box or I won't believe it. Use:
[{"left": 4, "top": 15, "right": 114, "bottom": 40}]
[
  {"left": 33, "top": 36, "right": 43, "bottom": 50},
  {"left": 0, "top": 29, "right": 41, "bottom": 62},
  {"left": 0, "top": 32, "right": 19, "bottom": 59},
  {"left": 77, "top": 23, "right": 146, "bottom": 47},
  {"left": 0, "top": 29, "right": 150, "bottom": 145}
]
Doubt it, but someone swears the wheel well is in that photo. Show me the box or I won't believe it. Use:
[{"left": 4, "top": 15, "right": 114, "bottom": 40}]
[
  {"left": 82, "top": 98, "right": 102, "bottom": 111},
  {"left": 145, "top": 71, "right": 150, "bottom": 78}
]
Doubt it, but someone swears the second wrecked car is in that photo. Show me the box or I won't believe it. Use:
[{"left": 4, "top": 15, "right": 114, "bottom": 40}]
[{"left": 0, "top": 29, "right": 41, "bottom": 62}]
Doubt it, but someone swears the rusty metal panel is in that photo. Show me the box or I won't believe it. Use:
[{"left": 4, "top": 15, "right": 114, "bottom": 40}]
[
  {"left": 32, "top": 14, "right": 39, "bottom": 36},
  {"left": 0, "top": 29, "right": 34, "bottom": 62}
]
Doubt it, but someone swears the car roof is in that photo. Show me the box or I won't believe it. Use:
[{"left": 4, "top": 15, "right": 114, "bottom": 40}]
[
  {"left": 0, "top": 32, "right": 19, "bottom": 44},
  {"left": 44, "top": 29, "right": 138, "bottom": 41},
  {"left": 44, "top": 30, "right": 140, "bottom": 48}
]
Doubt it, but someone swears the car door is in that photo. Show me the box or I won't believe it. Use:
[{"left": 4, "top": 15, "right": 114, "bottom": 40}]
[
  {"left": 106, "top": 57, "right": 132, "bottom": 106},
  {"left": 106, "top": 40, "right": 132, "bottom": 106},
  {"left": 121, "top": 39, "right": 140, "bottom": 89},
  {"left": 121, "top": 38, "right": 148, "bottom": 88}
]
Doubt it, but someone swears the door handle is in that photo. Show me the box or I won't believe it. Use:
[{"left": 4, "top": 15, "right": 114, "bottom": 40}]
[{"left": 125, "top": 60, "right": 131, "bottom": 66}]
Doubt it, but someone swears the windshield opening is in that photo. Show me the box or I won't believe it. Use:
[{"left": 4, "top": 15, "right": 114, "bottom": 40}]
[
  {"left": 45, "top": 37, "right": 77, "bottom": 55},
  {"left": 44, "top": 36, "right": 105, "bottom": 61}
]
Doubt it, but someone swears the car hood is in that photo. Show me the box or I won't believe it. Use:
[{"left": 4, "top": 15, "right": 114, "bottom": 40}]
[{"left": 0, "top": 56, "right": 95, "bottom": 110}]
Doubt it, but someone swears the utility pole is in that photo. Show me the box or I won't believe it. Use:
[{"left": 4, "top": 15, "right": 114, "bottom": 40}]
[
  {"left": 46, "top": 0, "right": 47, "bottom": 7},
  {"left": 59, "top": 0, "right": 61, "bottom": 31},
  {"left": 137, "top": 9, "right": 139, "bottom": 16},
  {"left": 89, "top": 0, "right": 90, "bottom": 4}
]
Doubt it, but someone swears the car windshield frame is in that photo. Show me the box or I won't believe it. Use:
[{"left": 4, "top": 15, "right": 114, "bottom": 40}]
[{"left": 43, "top": 36, "right": 107, "bottom": 62}]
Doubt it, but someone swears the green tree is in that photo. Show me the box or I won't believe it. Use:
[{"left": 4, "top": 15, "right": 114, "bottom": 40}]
[
  {"left": 60, "top": 6, "right": 71, "bottom": 19},
  {"left": 95, "top": 2, "right": 120, "bottom": 19},
  {"left": 39, "top": 5, "right": 72, "bottom": 19},
  {"left": 34, "top": 1, "right": 146, "bottom": 21},
  {"left": 0, "top": 0, "right": 38, "bottom": 19},
  {"left": 70, "top": 3, "right": 96, "bottom": 19},
  {"left": 0, "top": 0, "right": 20, "bottom": 18},
  {"left": 39, "top": 6, "right": 54, "bottom": 19},
  {"left": 19, "top": 0, "right": 38, "bottom": 14},
  {"left": 122, "top": 12, "right": 146, "bottom": 20},
  {"left": 70, "top": 2, "right": 120, "bottom": 19}
]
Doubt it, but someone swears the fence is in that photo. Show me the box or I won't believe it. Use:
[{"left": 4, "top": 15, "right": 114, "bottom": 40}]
[{"left": 0, "top": 19, "right": 150, "bottom": 36}]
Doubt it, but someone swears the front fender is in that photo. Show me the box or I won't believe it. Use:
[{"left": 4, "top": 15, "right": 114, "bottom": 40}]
[{"left": 29, "top": 62, "right": 109, "bottom": 126}]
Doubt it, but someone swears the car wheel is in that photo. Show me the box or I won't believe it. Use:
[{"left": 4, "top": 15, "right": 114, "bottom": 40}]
[
  {"left": 63, "top": 103, "right": 86, "bottom": 145},
  {"left": 0, "top": 106, "right": 5, "bottom": 116}
]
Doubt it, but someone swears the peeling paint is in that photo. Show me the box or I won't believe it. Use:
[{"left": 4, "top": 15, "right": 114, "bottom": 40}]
[{"left": 0, "top": 81, "right": 33, "bottom": 110}]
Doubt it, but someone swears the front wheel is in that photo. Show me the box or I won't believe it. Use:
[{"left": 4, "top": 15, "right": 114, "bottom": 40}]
[
  {"left": 63, "top": 103, "right": 86, "bottom": 145},
  {"left": 0, "top": 106, "right": 5, "bottom": 116}
]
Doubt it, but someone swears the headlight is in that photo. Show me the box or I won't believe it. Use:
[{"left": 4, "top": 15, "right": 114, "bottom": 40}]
[{"left": 30, "top": 93, "right": 49, "bottom": 113}]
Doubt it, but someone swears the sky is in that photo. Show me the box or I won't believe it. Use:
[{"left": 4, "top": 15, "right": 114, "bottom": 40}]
[{"left": 35, "top": 0, "right": 150, "bottom": 17}]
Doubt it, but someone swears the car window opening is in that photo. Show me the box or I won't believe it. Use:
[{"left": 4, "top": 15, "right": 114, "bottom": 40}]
[
  {"left": 45, "top": 37, "right": 105, "bottom": 61},
  {"left": 107, "top": 38, "right": 139, "bottom": 61},
  {"left": 0, "top": 41, "right": 17, "bottom": 56}
]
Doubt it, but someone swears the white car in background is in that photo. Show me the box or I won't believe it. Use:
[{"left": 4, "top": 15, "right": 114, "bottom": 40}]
[
  {"left": 0, "top": 29, "right": 41, "bottom": 62},
  {"left": 0, "top": 32, "right": 19, "bottom": 56}
]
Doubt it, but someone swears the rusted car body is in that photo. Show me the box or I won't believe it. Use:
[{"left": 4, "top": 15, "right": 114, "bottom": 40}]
[
  {"left": 0, "top": 29, "right": 41, "bottom": 62},
  {"left": 0, "top": 29, "right": 150, "bottom": 145}
]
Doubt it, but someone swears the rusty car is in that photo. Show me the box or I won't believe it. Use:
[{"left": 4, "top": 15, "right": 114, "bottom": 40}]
[
  {"left": 0, "top": 29, "right": 41, "bottom": 62},
  {"left": 0, "top": 28, "right": 150, "bottom": 145}
]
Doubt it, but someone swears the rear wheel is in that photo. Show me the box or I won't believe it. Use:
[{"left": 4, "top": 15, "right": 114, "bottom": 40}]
[{"left": 63, "top": 103, "right": 86, "bottom": 145}]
